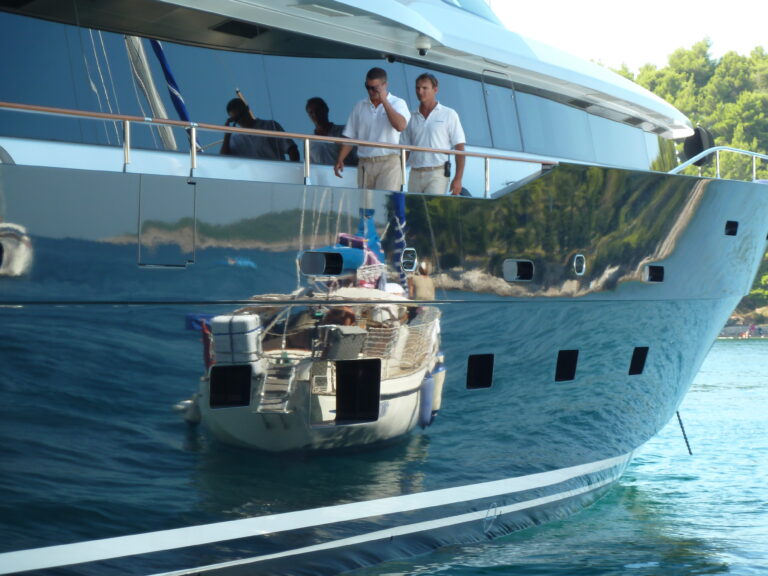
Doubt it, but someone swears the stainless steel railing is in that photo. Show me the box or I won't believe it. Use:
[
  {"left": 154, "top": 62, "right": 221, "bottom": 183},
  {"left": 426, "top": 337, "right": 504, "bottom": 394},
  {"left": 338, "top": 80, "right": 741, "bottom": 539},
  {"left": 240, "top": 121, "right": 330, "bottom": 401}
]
[
  {"left": 669, "top": 145, "right": 768, "bottom": 180},
  {"left": 0, "top": 100, "right": 556, "bottom": 198}
]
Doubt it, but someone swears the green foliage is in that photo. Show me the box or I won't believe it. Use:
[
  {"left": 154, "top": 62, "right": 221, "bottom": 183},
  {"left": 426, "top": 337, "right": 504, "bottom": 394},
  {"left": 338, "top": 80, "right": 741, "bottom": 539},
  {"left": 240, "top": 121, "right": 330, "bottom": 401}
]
[
  {"left": 627, "top": 39, "right": 768, "bottom": 181},
  {"left": 625, "top": 40, "right": 768, "bottom": 310},
  {"left": 744, "top": 265, "right": 768, "bottom": 310}
]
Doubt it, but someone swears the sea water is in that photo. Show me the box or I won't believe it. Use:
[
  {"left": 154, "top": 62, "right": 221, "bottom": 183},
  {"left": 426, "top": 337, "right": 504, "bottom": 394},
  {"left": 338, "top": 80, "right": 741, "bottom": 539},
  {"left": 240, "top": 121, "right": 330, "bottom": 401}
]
[{"left": 1, "top": 239, "right": 767, "bottom": 575}]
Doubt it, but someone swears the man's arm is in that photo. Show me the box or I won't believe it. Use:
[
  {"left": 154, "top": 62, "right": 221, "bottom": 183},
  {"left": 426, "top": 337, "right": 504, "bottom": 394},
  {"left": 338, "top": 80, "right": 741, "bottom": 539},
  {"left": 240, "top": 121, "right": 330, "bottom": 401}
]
[
  {"left": 334, "top": 143, "right": 354, "bottom": 177},
  {"left": 379, "top": 91, "right": 408, "bottom": 132},
  {"left": 220, "top": 121, "right": 234, "bottom": 155},
  {"left": 450, "top": 143, "right": 466, "bottom": 196}
]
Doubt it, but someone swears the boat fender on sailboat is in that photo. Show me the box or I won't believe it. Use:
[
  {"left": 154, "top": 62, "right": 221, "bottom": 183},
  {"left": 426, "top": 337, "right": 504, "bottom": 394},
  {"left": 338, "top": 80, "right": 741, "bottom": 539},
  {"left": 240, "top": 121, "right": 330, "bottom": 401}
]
[
  {"left": 418, "top": 372, "right": 435, "bottom": 429},
  {"left": 431, "top": 352, "right": 446, "bottom": 415}
]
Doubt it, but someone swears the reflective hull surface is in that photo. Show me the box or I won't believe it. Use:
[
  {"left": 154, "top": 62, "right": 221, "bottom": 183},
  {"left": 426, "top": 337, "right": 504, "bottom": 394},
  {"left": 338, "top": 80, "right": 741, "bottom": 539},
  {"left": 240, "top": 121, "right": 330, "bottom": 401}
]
[{"left": 1, "top": 156, "right": 767, "bottom": 574}]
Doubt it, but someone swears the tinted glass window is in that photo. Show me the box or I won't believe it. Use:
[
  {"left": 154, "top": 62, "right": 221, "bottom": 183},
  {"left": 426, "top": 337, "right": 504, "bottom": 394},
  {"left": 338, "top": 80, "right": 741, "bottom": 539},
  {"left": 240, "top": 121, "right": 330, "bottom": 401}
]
[
  {"left": 483, "top": 81, "right": 522, "bottom": 151},
  {"left": 588, "top": 114, "right": 648, "bottom": 169},
  {"left": 516, "top": 92, "right": 595, "bottom": 162},
  {"left": 645, "top": 132, "right": 678, "bottom": 172},
  {"left": 263, "top": 57, "right": 411, "bottom": 138},
  {"left": 1, "top": 11, "right": 665, "bottom": 172}
]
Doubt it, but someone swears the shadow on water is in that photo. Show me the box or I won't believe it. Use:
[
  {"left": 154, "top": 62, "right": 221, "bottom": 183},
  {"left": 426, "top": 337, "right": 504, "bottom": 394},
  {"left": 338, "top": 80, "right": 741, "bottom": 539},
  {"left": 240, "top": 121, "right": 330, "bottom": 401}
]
[{"left": 188, "top": 431, "right": 434, "bottom": 519}]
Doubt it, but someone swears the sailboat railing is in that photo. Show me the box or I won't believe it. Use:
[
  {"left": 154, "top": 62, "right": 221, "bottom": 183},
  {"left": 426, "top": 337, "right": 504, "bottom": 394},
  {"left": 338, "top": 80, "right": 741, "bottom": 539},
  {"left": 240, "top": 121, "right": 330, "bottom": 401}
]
[{"left": 0, "top": 100, "right": 557, "bottom": 198}]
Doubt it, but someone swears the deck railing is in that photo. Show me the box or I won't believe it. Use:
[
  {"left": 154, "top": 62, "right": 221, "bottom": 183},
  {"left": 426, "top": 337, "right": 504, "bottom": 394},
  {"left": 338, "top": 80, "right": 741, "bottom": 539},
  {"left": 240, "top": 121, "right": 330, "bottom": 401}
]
[
  {"left": 0, "top": 100, "right": 556, "bottom": 198},
  {"left": 669, "top": 145, "right": 768, "bottom": 181}
]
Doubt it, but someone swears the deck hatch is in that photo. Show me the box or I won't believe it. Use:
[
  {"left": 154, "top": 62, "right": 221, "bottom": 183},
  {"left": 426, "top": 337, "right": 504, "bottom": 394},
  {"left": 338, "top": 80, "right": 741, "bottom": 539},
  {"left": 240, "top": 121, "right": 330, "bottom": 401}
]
[
  {"left": 725, "top": 221, "right": 739, "bottom": 236},
  {"left": 555, "top": 350, "right": 579, "bottom": 382},
  {"left": 209, "top": 365, "right": 252, "bottom": 408},
  {"left": 335, "top": 359, "right": 381, "bottom": 423},
  {"left": 466, "top": 354, "right": 494, "bottom": 389},
  {"left": 629, "top": 346, "right": 649, "bottom": 375}
]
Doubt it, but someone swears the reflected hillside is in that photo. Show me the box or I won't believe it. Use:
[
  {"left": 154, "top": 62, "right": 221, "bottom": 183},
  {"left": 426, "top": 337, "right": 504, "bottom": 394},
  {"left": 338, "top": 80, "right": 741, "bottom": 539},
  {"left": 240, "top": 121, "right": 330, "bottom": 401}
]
[
  {"left": 106, "top": 208, "right": 388, "bottom": 251},
  {"left": 404, "top": 163, "right": 700, "bottom": 293}
]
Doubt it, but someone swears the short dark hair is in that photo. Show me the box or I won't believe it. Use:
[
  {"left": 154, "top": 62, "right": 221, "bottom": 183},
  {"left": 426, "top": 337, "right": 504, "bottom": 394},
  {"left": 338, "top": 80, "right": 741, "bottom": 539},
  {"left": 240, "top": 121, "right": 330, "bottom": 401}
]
[
  {"left": 305, "top": 97, "right": 329, "bottom": 115},
  {"left": 416, "top": 73, "right": 438, "bottom": 88},
  {"left": 366, "top": 67, "right": 388, "bottom": 82},
  {"left": 226, "top": 98, "right": 248, "bottom": 115}
]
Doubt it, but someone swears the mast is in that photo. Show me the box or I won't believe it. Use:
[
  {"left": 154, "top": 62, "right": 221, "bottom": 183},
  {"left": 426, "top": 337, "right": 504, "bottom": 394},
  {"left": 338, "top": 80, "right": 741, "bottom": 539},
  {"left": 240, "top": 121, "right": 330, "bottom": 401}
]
[{"left": 124, "top": 35, "right": 177, "bottom": 151}]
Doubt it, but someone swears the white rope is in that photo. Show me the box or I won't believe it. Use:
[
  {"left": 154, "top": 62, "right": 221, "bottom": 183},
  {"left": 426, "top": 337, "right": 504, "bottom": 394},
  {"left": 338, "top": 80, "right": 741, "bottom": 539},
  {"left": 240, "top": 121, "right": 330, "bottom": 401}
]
[
  {"left": 80, "top": 30, "right": 109, "bottom": 143},
  {"left": 297, "top": 189, "right": 307, "bottom": 289},
  {"left": 311, "top": 187, "right": 329, "bottom": 249},
  {"left": 335, "top": 193, "right": 344, "bottom": 243},
  {"left": 124, "top": 36, "right": 159, "bottom": 149},
  {"left": 98, "top": 30, "right": 122, "bottom": 142},
  {"left": 88, "top": 29, "right": 119, "bottom": 144}
]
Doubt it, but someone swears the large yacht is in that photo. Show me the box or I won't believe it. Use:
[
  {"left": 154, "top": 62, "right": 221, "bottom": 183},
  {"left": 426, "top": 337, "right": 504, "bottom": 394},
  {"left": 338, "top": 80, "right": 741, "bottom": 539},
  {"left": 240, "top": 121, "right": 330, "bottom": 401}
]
[{"left": 1, "top": 1, "right": 767, "bottom": 574}]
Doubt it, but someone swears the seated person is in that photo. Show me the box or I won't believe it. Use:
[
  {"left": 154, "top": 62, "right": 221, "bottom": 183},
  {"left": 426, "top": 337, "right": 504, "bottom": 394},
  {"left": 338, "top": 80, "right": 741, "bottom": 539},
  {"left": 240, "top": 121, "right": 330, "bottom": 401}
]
[
  {"left": 322, "top": 306, "right": 356, "bottom": 326},
  {"left": 220, "top": 98, "right": 299, "bottom": 161}
]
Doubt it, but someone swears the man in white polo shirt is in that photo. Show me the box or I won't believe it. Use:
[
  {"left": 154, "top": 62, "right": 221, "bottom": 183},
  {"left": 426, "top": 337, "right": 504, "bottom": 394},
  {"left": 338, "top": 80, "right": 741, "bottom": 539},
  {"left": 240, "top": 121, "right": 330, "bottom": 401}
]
[
  {"left": 403, "top": 73, "right": 466, "bottom": 195},
  {"left": 334, "top": 67, "right": 410, "bottom": 191}
]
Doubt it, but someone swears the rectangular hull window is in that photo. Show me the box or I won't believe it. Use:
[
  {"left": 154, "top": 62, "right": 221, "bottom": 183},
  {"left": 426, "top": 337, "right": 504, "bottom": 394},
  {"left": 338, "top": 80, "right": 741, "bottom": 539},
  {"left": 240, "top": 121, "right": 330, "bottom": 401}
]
[
  {"left": 645, "top": 265, "right": 665, "bottom": 283},
  {"left": 335, "top": 359, "right": 381, "bottom": 423},
  {"left": 555, "top": 350, "right": 579, "bottom": 382},
  {"left": 209, "top": 364, "right": 252, "bottom": 408},
  {"left": 466, "top": 354, "right": 494, "bottom": 389},
  {"left": 629, "top": 346, "right": 649, "bottom": 375}
]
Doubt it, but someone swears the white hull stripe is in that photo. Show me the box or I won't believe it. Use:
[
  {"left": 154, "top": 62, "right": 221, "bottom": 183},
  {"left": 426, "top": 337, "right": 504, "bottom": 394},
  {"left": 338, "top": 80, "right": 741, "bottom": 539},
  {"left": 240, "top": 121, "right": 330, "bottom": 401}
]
[
  {"left": 152, "top": 473, "right": 619, "bottom": 576},
  {"left": 0, "top": 453, "right": 630, "bottom": 574}
]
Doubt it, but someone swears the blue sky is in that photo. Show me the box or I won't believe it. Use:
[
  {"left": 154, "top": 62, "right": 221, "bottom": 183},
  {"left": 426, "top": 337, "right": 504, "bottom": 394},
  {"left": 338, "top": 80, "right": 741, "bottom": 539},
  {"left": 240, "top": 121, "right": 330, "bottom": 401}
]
[{"left": 490, "top": 0, "right": 766, "bottom": 72}]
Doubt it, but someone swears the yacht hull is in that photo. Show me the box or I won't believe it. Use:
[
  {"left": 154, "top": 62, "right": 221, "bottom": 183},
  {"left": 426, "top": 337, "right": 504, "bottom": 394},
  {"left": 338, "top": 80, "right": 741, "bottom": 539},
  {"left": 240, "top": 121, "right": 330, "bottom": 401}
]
[{"left": 1, "top": 154, "right": 766, "bottom": 574}]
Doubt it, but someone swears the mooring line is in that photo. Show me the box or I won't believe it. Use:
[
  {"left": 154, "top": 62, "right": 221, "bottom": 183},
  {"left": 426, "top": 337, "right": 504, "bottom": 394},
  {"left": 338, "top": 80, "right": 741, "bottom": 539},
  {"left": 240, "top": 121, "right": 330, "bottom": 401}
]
[{"left": 676, "top": 410, "right": 693, "bottom": 455}]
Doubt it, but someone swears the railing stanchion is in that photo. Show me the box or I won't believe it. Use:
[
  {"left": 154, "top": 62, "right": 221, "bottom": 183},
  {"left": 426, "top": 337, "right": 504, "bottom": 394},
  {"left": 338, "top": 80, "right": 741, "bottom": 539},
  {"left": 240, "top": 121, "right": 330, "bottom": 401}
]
[
  {"left": 753, "top": 157, "right": 757, "bottom": 182},
  {"left": 401, "top": 149, "right": 407, "bottom": 192},
  {"left": 484, "top": 157, "right": 490, "bottom": 198},
  {"left": 304, "top": 138, "right": 311, "bottom": 185},
  {"left": 189, "top": 125, "right": 197, "bottom": 176},
  {"left": 123, "top": 120, "right": 130, "bottom": 172},
  {"left": 716, "top": 150, "right": 721, "bottom": 179}
]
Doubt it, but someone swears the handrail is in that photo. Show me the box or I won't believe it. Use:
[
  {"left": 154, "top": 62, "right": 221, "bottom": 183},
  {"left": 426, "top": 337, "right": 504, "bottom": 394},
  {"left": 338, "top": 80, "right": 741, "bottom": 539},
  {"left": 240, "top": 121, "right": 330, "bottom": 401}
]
[
  {"left": 669, "top": 145, "right": 768, "bottom": 180},
  {"left": 0, "top": 100, "right": 557, "bottom": 197}
]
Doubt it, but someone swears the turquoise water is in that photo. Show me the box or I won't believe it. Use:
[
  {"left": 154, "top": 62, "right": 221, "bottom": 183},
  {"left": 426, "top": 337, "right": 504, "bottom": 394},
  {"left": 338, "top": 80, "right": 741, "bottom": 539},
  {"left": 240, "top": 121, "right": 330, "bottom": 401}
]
[{"left": 348, "top": 339, "right": 768, "bottom": 575}]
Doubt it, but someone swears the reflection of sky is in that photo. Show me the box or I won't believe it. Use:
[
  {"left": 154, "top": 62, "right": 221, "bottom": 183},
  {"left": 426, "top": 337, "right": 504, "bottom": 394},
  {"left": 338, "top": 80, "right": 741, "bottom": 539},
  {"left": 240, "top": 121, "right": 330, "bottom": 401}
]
[
  {"left": 0, "top": 11, "right": 417, "bottom": 152},
  {"left": 0, "top": 10, "right": 503, "bottom": 160}
]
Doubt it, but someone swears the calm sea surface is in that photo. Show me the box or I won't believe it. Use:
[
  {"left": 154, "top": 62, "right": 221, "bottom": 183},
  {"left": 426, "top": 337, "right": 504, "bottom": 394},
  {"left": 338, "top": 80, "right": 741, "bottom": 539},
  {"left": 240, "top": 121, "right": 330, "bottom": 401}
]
[
  {"left": 350, "top": 339, "right": 768, "bottom": 576},
  {"left": 1, "top": 239, "right": 766, "bottom": 575}
]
